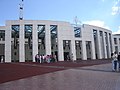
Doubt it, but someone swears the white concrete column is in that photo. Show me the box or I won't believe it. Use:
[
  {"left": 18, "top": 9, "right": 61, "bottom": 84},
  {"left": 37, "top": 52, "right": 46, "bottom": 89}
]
[
  {"left": 5, "top": 22, "right": 11, "bottom": 62},
  {"left": 103, "top": 32, "right": 107, "bottom": 58},
  {"left": 45, "top": 24, "right": 51, "bottom": 55},
  {"left": 19, "top": 21, "right": 25, "bottom": 62},
  {"left": 57, "top": 25, "right": 64, "bottom": 61},
  {"left": 91, "top": 40, "right": 96, "bottom": 59},
  {"left": 58, "top": 39, "right": 64, "bottom": 61},
  {"left": 107, "top": 33, "right": 111, "bottom": 58},
  {"left": 81, "top": 40, "right": 87, "bottom": 60},
  {"left": 32, "top": 23, "right": 38, "bottom": 62},
  {"left": 97, "top": 31, "right": 102, "bottom": 59},
  {"left": 70, "top": 40, "right": 76, "bottom": 60},
  {"left": 112, "top": 35, "right": 115, "bottom": 52}
]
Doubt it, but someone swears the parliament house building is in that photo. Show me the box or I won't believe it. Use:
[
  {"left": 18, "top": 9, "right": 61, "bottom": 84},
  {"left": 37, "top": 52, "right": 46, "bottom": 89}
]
[{"left": 0, "top": 20, "right": 118, "bottom": 62}]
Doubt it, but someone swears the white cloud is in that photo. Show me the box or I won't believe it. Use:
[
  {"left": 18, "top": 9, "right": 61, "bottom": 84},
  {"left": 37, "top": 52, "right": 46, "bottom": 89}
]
[
  {"left": 83, "top": 20, "right": 110, "bottom": 29},
  {"left": 102, "top": 0, "right": 105, "bottom": 2},
  {"left": 113, "top": 26, "right": 120, "bottom": 34},
  {"left": 111, "top": 0, "right": 120, "bottom": 15}
]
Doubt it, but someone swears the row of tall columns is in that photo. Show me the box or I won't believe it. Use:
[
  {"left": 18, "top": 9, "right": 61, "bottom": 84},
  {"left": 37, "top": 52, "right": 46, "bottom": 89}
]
[
  {"left": 93, "top": 31, "right": 111, "bottom": 59},
  {"left": 5, "top": 22, "right": 112, "bottom": 62},
  {"left": 32, "top": 24, "right": 52, "bottom": 62},
  {"left": 81, "top": 31, "right": 111, "bottom": 60},
  {"left": 94, "top": 31, "right": 111, "bottom": 59},
  {"left": 5, "top": 23, "right": 67, "bottom": 62},
  {"left": 96, "top": 31, "right": 111, "bottom": 59}
]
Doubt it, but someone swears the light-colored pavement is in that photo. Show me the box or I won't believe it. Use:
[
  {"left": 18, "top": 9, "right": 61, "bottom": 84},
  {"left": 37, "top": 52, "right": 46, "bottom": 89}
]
[{"left": 0, "top": 63, "right": 120, "bottom": 90}]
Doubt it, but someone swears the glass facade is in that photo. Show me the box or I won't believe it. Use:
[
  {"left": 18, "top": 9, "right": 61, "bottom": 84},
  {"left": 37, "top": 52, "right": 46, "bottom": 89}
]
[
  {"left": 11, "top": 25, "right": 20, "bottom": 62},
  {"left": 37, "top": 25, "right": 45, "bottom": 55},
  {"left": 75, "top": 41, "right": 82, "bottom": 60},
  {"left": 50, "top": 25, "right": 58, "bottom": 61},
  {"left": 24, "top": 25, "right": 33, "bottom": 61},
  {"left": 93, "top": 29, "right": 98, "bottom": 59},
  {"left": 0, "top": 30, "right": 5, "bottom": 41},
  {"left": 114, "top": 38, "right": 117, "bottom": 44}
]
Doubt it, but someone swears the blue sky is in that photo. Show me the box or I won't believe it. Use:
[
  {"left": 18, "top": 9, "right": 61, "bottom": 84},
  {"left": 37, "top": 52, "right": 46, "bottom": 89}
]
[{"left": 0, "top": 0, "right": 120, "bottom": 33}]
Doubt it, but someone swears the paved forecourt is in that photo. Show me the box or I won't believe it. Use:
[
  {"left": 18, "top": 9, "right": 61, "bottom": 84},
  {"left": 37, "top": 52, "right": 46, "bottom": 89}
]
[{"left": 0, "top": 63, "right": 120, "bottom": 90}]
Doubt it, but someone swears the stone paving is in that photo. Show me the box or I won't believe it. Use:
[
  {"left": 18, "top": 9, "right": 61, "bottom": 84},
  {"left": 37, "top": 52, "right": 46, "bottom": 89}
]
[{"left": 0, "top": 63, "right": 120, "bottom": 90}]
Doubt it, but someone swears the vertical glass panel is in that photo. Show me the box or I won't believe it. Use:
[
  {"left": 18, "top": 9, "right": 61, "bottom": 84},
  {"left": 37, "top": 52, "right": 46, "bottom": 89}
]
[
  {"left": 115, "top": 46, "right": 118, "bottom": 54},
  {"left": 24, "top": 25, "right": 33, "bottom": 62},
  {"left": 63, "top": 40, "right": 71, "bottom": 61},
  {"left": 75, "top": 40, "right": 82, "bottom": 60},
  {"left": 114, "top": 38, "right": 117, "bottom": 44},
  {"left": 50, "top": 25, "right": 58, "bottom": 61},
  {"left": 38, "top": 25, "right": 45, "bottom": 55},
  {"left": 11, "top": 25, "right": 20, "bottom": 62},
  {"left": 105, "top": 32, "right": 109, "bottom": 58},
  {"left": 0, "top": 30, "right": 5, "bottom": 41},
  {"left": 74, "top": 27, "right": 81, "bottom": 37},
  {"left": 86, "top": 41, "right": 91, "bottom": 59}
]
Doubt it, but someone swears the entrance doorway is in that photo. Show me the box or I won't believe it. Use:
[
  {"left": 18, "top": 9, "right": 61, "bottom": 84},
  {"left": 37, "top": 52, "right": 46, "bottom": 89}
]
[{"left": 64, "top": 52, "right": 69, "bottom": 61}]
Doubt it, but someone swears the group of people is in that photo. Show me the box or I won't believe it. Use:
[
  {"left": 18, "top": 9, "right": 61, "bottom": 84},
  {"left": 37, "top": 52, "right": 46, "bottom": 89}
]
[
  {"left": 111, "top": 51, "right": 120, "bottom": 72},
  {"left": 35, "top": 54, "right": 57, "bottom": 63}
]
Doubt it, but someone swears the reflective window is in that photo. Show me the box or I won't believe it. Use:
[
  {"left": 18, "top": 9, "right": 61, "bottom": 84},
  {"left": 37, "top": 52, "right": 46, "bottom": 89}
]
[
  {"left": 50, "top": 25, "right": 57, "bottom": 39},
  {"left": 11, "top": 25, "right": 20, "bottom": 49},
  {"left": 38, "top": 25, "right": 45, "bottom": 39},
  {"left": 114, "top": 38, "right": 117, "bottom": 44},
  {"left": 11, "top": 25, "right": 19, "bottom": 38},
  {"left": 25, "top": 25, "right": 32, "bottom": 49},
  {"left": 38, "top": 25, "right": 45, "bottom": 52},
  {"left": 0, "top": 30, "right": 5, "bottom": 41},
  {"left": 50, "top": 25, "right": 58, "bottom": 59},
  {"left": 74, "top": 27, "right": 81, "bottom": 37}
]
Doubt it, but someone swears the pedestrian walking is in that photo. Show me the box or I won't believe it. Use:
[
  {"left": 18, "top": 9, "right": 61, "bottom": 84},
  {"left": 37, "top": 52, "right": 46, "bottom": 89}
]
[
  {"left": 71, "top": 53, "right": 75, "bottom": 62},
  {"left": 35, "top": 54, "right": 39, "bottom": 63},
  {"left": 112, "top": 52, "right": 118, "bottom": 71}
]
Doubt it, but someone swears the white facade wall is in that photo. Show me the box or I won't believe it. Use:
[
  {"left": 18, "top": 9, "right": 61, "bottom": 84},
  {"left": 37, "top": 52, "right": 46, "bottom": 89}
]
[
  {"left": 81, "top": 24, "right": 112, "bottom": 59},
  {"left": 57, "top": 22, "right": 76, "bottom": 61},
  {"left": 112, "top": 34, "right": 120, "bottom": 54},
  {"left": 0, "top": 20, "right": 113, "bottom": 62}
]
